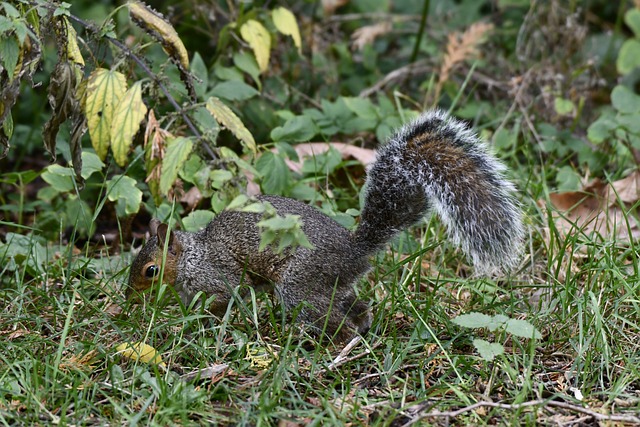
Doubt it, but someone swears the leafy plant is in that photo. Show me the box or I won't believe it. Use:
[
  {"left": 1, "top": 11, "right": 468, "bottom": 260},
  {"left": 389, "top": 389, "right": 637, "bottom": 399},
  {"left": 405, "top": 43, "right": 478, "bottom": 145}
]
[{"left": 452, "top": 312, "right": 542, "bottom": 361}]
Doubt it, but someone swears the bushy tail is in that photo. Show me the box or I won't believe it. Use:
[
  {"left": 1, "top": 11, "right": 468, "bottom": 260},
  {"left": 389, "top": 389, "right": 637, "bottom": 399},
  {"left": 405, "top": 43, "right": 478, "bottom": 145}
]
[{"left": 354, "top": 110, "right": 524, "bottom": 274}]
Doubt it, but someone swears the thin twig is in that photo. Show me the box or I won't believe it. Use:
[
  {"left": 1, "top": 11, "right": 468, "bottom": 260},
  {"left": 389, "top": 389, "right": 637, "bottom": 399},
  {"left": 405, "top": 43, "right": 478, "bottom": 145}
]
[
  {"left": 402, "top": 399, "right": 640, "bottom": 426},
  {"left": 35, "top": 2, "right": 218, "bottom": 161},
  {"left": 359, "top": 62, "right": 429, "bottom": 98}
]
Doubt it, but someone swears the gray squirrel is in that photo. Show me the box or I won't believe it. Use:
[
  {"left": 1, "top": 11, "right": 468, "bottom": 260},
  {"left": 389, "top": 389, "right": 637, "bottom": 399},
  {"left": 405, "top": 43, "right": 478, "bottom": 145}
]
[{"left": 126, "top": 110, "right": 524, "bottom": 342}]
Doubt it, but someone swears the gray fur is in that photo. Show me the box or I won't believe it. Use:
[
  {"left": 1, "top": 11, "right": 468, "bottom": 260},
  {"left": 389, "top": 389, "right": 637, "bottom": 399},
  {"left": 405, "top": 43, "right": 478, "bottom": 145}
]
[{"left": 127, "top": 110, "right": 524, "bottom": 341}]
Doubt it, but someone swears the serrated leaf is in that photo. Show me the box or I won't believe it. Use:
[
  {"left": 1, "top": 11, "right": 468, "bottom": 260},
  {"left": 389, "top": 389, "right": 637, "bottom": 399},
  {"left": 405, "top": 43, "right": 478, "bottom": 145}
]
[
  {"left": 205, "top": 97, "right": 256, "bottom": 153},
  {"left": 116, "top": 341, "right": 165, "bottom": 367},
  {"left": 106, "top": 175, "right": 142, "bottom": 215},
  {"left": 0, "top": 36, "right": 19, "bottom": 82},
  {"left": 84, "top": 68, "right": 127, "bottom": 160},
  {"left": 451, "top": 312, "right": 493, "bottom": 329},
  {"left": 255, "top": 151, "right": 291, "bottom": 194},
  {"left": 110, "top": 81, "right": 147, "bottom": 166},
  {"left": 271, "top": 116, "right": 318, "bottom": 142},
  {"left": 240, "top": 19, "right": 271, "bottom": 73},
  {"left": 191, "top": 52, "right": 208, "bottom": 99},
  {"left": 472, "top": 339, "right": 504, "bottom": 362},
  {"left": 160, "top": 137, "right": 194, "bottom": 195},
  {"left": 272, "top": 7, "right": 301, "bottom": 53},
  {"left": 504, "top": 319, "right": 542, "bottom": 340},
  {"left": 210, "top": 80, "right": 259, "bottom": 101},
  {"left": 129, "top": 1, "right": 188, "bottom": 70}
]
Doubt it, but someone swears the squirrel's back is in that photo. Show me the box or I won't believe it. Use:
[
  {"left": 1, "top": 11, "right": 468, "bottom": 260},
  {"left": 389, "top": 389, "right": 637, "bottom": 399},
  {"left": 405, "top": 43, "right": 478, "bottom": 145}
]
[{"left": 355, "top": 109, "right": 523, "bottom": 274}]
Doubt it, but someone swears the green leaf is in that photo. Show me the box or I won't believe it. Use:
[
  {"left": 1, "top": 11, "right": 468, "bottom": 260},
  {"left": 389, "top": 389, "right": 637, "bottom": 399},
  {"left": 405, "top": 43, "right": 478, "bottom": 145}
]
[
  {"left": 271, "top": 116, "right": 318, "bottom": 142},
  {"left": 80, "top": 151, "right": 105, "bottom": 180},
  {"left": 472, "top": 339, "right": 504, "bottom": 362},
  {"left": 485, "top": 314, "right": 509, "bottom": 332},
  {"left": 611, "top": 85, "right": 640, "bottom": 114},
  {"left": 182, "top": 210, "right": 216, "bottom": 232},
  {"left": 110, "top": 81, "right": 147, "bottom": 166},
  {"left": 451, "top": 312, "right": 493, "bottom": 329},
  {"left": 191, "top": 52, "right": 208, "bottom": 99},
  {"left": 0, "top": 36, "right": 19, "bottom": 81},
  {"left": 587, "top": 115, "right": 617, "bottom": 144},
  {"left": 271, "top": 7, "right": 301, "bottom": 53},
  {"left": 233, "top": 51, "right": 261, "bottom": 89},
  {"left": 342, "top": 97, "right": 378, "bottom": 120},
  {"left": 255, "top": 151, "right": 291, "bottom": 195},
  {"left": 84, "top": 68, "right": 127, "bottom": 160},
  {"left": 554, "top": 97, "right": 574, "bottom": 116},
  {"left": 240, "top": 19, "right": 271, "bottom": 73},
  {"left": 617, "top": 39, "right": 640, "bottom": 75},
  {"left": 106, "top": 175, "right": 142, "bottom": 215},
  {"left": 210, "top": 80, "right": 259, "bottom": 101},
  {"left": 41, "top": 164, "right": 75, "bottom": 192},
  {"left": 504, "top": 319, "right": 542, "bottom": 339},
  {"left": 624, "top": 8, "right": 640, "bottom": 38},
  {"left": 160, "top": 137, "right": 194, "bottom": 195},
  {"left": 205, "top": 97, "right": 256, "bottom": 153}
]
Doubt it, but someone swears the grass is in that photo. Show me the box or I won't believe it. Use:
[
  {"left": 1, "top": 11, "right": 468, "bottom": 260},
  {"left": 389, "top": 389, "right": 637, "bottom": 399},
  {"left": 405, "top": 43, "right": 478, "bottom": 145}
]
[
  {"left": 1, "top": 197, "right": 639, "bottom": 426},
  {"left": 2, "top": 2, "right": 640, "bottom": 425}
]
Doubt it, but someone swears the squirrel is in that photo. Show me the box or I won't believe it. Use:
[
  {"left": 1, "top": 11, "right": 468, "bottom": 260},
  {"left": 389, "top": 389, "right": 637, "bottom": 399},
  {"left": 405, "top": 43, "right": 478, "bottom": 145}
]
[{"left": 126, "top": 109, "right": 524, "bottom": 342}]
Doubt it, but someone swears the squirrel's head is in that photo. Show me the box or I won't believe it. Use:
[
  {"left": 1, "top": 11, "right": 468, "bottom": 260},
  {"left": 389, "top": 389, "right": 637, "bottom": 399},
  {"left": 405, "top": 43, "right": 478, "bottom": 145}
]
[{"left": 126, "top": 219, "right": 181, "bottom": 301}]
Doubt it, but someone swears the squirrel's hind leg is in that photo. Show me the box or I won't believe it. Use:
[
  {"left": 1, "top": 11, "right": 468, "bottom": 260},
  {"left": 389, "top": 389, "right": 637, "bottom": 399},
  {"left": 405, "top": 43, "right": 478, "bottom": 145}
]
[{"left": 275, "top": 279, "right": 372, "bottom": 343}]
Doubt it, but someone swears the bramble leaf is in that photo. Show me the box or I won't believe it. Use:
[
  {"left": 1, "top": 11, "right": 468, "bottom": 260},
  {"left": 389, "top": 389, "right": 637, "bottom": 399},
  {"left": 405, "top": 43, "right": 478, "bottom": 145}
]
[
  {"left": 160, "top": 137, "right": 194, "bottom": 195},
  {"left": 240, "top": 19, "right": 270, "bottom": 73},
  {"left": 110, "top": 81, "right": 148, "bottom": 166},
  {"left": 84, "top": 68, "right": 127, "bottom": 160},
  {"left": 205, "top": 97, "right": 256, "bottom": 153},
  {"left": 272, "top": 7, "right": 301, "bottom": 53}
]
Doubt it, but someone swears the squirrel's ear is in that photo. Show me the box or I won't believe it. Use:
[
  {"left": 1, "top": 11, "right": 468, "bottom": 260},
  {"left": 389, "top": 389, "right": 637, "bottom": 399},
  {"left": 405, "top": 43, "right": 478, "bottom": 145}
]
[
  {"left": 156, "top": 223, "right": 174, "bottom": 250},
  {"left": 149, "top": 218, "right": 161, "bottom": 237}
]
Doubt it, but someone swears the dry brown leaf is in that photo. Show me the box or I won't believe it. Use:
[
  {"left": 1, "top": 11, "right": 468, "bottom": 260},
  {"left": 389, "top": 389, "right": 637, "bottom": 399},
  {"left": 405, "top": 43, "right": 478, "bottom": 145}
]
[
  {"left": 351, "top": 22, "right": 392, "bottom": 51},
  {"left": 544, "top": 171, "right": 640, "bottom": 241},
  {"left": 180, "top": 186, "right": 203, "bottom": 211},
  {"left": 0, "top": 329, "right": 31, "bottom": 340},
  {"left": 245, "top": 142, "right": 376, "bottom": 196},
  {"left": 286, "top": 142, "right": 376, "bottom": 173}
]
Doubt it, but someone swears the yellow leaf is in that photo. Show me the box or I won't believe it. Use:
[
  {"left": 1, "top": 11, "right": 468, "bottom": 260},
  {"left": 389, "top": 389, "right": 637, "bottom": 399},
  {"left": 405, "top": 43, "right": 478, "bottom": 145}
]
[
  {"left": 205, "top": 97, "right": 256, "bottom": 154},
  {"left": 244, "top": 342, "right": 277, "bottom": 369},
  {"left": 84, "top": 69, "right": 127, "bottom": 160},
  {"left": 61, "top": 16, "right": 84, "bottom": 66},
  {"left": 129, "top": 1, "right": 189, "bottom": 70},
  {"left": 116, "top": 341, "right": 166, "bottom": 367},
  {"left": 271, "top": 7, "right": 301, "bottom": 53},
  {"left": 240, "top": 20, "right": 271, "bottom": 73},
  {"left": 110, "top": 81, "right": 148, "bottom": 166}
]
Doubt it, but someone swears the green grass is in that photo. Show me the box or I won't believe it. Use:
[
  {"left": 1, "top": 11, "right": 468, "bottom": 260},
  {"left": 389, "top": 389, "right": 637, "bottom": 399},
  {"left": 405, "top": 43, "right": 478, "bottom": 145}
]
[{"left": 1, "top": 206, "right": 639, "bottom": 426}]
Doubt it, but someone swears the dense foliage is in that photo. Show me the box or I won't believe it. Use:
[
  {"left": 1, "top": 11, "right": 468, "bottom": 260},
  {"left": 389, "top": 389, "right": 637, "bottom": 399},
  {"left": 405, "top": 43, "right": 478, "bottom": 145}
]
[{"left": 1, "top": 0, "right": 639, "bottom": 425}]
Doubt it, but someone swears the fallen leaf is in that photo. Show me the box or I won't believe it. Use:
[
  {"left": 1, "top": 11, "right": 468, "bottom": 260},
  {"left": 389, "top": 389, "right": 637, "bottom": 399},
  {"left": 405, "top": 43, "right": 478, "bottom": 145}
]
[
  {"left": 544, "top": 171, "right": 640, "bottom": 240},
  {"left": 116, "top": 341, "right": 166, "bottom": 367}
]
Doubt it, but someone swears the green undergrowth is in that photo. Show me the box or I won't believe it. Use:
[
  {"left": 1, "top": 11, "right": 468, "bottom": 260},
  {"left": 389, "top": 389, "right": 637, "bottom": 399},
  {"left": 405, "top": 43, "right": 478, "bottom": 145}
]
[
  {"left": 1, "top": 208, "right": 639, "bottom": 425},
  {"left": 2, "top": 0, "right": 640, "bottom": 425}
]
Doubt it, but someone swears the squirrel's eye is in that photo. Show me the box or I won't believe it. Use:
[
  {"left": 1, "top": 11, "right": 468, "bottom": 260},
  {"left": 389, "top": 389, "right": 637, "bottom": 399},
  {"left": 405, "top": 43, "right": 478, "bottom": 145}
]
[{"left": 145, "top": 265, "right": 159, "bottom": 278}]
